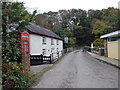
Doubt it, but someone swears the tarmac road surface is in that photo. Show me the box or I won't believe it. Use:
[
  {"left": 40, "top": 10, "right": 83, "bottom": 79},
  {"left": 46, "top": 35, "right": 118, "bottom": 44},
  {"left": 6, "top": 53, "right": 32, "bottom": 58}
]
[{"left": 34, "top": 50, "right": 118, "bottom": 88}]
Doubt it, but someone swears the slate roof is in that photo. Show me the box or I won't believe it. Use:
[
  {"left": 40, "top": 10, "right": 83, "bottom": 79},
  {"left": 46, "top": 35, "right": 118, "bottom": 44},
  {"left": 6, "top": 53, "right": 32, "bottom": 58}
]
[{"left": 26, "top": 24, "right": 63, "bottom": 40}]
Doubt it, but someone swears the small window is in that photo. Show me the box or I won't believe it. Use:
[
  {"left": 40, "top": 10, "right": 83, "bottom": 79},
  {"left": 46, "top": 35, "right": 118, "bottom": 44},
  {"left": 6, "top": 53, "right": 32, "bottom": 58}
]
[
  {"left": 57, "top": 40, "right": 59, "bottom": 45},
  {"left": 42, "top": 49, "right": 46, "bottom": 55},
  {"left": 42, "top": 37, "right": 46, "bottom": 44},
  {"left": 108, "top": 37, "right": 120, "bottom": 42},
  {"left": 22, "top": 35, "right": 29, "bottom": 38},
  {"left": 24, "top": 41, "right": 28, "bottom": 44},
  {"left": 57, "top": 48, "right": 59, "bottom": 53},
  {"left": 51, "top": 48, "right": 54, "bottom": 53},
  {"left": 51, "top": 39, "right": 54, "bottom": 45},
  {"left": 111, "top": 37, "right": 120, "bottom": 42}
]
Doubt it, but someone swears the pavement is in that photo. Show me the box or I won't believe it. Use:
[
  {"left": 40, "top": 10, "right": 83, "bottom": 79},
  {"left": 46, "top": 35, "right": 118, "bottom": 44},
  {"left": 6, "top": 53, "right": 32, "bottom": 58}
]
[
  {"left": 87, "top": 51, "right": 120, "bottom": 69},
  {"left": 30, "top": 64, "right": 53, "bottom": 75},
  {"left": 33, "top": 50, "right": 118, "bottom": 88}
]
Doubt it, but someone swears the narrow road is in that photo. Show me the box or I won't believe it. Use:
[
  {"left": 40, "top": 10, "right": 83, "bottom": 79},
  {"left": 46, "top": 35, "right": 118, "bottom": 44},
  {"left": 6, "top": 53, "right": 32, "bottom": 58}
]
[{"left": 34, "top": 50, "right": 118, "bottom": 88}]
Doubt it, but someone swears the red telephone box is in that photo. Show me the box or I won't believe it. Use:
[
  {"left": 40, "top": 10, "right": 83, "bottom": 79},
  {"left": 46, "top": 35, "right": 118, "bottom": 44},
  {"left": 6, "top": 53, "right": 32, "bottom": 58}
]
[{"left": 21, "top": 32, "right": 30, "bottom": 69}]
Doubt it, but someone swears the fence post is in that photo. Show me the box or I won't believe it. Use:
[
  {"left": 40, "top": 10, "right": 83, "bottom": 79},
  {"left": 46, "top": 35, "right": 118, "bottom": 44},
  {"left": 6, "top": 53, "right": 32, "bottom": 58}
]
[
  {"left": 50, "top": 55, "right": 52, "bottom": 64},
  {"left": 57, "top": 52, "right": 59, "bottom": 58},
  {"left": 52, "top": 53, "right": 53, "bottom": 60},
  {"left": 40, "top": 54, "right": 43, "bottom": 64}
]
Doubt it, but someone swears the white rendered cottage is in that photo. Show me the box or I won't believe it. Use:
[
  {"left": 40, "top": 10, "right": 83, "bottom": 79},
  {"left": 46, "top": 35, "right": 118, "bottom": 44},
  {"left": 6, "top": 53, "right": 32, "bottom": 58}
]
[{"left": 27, "top": 24, "right": 63, "bottom": 59}]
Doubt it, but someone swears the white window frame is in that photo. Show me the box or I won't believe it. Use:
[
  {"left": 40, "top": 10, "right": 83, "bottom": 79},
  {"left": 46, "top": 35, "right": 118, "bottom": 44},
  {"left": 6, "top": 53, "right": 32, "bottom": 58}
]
[
  {"left": 57, "top": 40, "right": 59, "bottom": 45},
  {"left": 51, "top": 48, "right": 54, "bottom": 53},
  {"left": 42, "top": 49, "right": 46, "bottom": 55},
  {"left": 51, "top": 38, "right": 54, "bottom": 45},
  {"left": 42, "top": 37, "right": 46, "bottom": 44},
  {"left": 57, "top": 48, "right": 59, "bottom": 53}
]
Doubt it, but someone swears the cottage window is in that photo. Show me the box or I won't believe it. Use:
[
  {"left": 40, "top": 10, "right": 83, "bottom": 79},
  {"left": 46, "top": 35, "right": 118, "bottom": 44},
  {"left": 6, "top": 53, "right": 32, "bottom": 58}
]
[
  {"left": 51, "top": 39, "right": 54, "bottom": 45},
  {"left": 42, "top": 49, "right": 46, "bottom": 55},
  {"left": 51, "top": 48, "right": 54, "bottom": 53},
  {"left": 42, "top": 37, "right": 46, "bottom": 44},
  {"left": 57, "top": 40, "right": 59, "bottom": 45},
  {"left": 57, "top": 48, "right": 59, "bottom": 53}
]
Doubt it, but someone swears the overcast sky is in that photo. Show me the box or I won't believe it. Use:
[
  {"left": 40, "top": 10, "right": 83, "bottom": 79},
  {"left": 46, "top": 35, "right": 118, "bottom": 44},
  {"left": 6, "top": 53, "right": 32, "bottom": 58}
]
[{"left": 17, "top": 0, "right": 120, "bottom": 13}]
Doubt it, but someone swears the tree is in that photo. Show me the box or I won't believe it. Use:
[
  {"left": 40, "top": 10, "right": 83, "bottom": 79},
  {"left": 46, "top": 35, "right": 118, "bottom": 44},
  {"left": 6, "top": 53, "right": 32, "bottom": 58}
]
[
  {"left": 93, "top": 38, "right": 104, "bottom": 47},
  {"left": 88, "top": 9, "right": 102, "bottom": 20},
  {"left": 68, "top": 37, "right": 76, "bottom": 47},
  {"left": 35, "top": 7, "right": 118, "bottom": 47},
  {"left": 101, "top": 7, "right": 118, "bottom": 29},
  {"left": 92, "top": 20, "right": 112, "bottom": 38},
  {"left": 2, "top": 1, "right": 36, "bottom": 88},
  {"left": 2, "top": 2, "right": 36, "bottom": 63}
]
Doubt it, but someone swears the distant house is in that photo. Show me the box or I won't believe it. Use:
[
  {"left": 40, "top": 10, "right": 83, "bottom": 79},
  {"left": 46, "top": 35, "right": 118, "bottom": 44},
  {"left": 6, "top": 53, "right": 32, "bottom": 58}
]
[
  {"left": 100, "top": 30, "right": 120, "bottom": 60},
  {"left": 26, "top": 24, "right": 63, "bottom": 59}
]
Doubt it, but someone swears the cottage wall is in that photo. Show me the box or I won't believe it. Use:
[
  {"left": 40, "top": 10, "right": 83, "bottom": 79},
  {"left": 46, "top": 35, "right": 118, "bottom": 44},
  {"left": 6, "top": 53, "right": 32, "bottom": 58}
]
[{"left": 30, "top": 34, "right": 63, "bottom": 57}]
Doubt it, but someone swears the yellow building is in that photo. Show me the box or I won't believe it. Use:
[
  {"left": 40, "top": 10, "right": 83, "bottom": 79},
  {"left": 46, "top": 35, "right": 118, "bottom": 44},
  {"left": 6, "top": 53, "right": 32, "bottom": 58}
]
[{"left": 100, "top": 30, "right": 120, "bottom": 60}]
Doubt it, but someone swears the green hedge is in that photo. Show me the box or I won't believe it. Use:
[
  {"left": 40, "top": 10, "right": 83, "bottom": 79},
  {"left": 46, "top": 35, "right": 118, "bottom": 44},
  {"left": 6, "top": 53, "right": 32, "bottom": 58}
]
[
  {"left": 2, "top": 62, "right": 35, "bottom": 89},
  {"left": 83, "top": 46, "right": 91, "bottom": 52},
  {"left": 92, "top": 47, "right": 99, "bottom": 51}
]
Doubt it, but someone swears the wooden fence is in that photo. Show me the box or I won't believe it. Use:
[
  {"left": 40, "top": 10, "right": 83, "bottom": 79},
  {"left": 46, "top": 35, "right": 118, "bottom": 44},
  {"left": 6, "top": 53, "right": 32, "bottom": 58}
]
[
  {"left": 30, "top": 54, "right": 51, "bottom": 65},
  {"left": 30, "top": 47, "right": 80, "bottom": 65}
]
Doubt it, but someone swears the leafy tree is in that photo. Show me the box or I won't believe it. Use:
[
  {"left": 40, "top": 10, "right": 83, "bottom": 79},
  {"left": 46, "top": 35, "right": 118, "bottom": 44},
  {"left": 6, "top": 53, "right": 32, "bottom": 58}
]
[
  {"left": 35, "top": 7, "right": 119, "bottom": 47},
  {"left": 92, "top": 20, "right": 112, "bottom": 38},
  {"left": 2, "top": 2, "right": 36, "bottom": 88},
  {"left": 118, "top": 9, "right": 120, "bottom": 29},
  {"left": 2, "top": 2, "right": 36, "bottom": 63},
  {"left": 88, "top": 10, "right": 102, "bottom": 20},
  {"left": 93, "top": 38, "right": 104, "bottom": 47},
  {"left": 68, "top": 37, "right": 76, "bottom": 47},
  {"left": 101, "top": 7, "right": 118, "bottom": 29},
  {"left": 35, "top": 14, "right": 49, "bottom": 28}
]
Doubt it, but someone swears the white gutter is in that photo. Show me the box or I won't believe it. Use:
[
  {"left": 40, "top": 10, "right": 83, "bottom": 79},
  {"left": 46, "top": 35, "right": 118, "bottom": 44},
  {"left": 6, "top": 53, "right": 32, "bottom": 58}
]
[{"left": 100, "top": 30, "right": 120, "bottom": 38}]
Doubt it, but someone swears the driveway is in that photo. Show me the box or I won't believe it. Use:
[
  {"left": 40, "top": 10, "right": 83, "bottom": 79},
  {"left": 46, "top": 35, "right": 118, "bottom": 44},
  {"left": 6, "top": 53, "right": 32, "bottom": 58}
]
[{"left": 33, "top": 50, "right": 118, "bottom": 88}]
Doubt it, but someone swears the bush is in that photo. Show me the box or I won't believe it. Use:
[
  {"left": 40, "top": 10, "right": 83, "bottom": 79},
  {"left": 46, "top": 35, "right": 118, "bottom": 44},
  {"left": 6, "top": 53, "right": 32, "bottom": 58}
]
[
  {"left": 83, "top": 46, "right": 91, "bottom": 52},
  {"left": 92, "top": 47, "right": 99, "bottom": 51},
  {"left": 2, "top": 62, "right": 34, "bottom": 89},
  {"left": 93, "top": 38, "right": 104, "bottom": 48}
]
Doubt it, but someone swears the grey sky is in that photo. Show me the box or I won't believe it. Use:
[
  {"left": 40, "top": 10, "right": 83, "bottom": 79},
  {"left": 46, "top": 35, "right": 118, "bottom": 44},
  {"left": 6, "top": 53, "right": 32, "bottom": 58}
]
[{"left": 17, "top": 0, "right": 120, "bottom": 13}]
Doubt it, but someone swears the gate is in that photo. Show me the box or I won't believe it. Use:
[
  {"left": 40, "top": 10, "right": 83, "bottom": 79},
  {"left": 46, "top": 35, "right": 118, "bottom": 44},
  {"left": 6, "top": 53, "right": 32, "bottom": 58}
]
[{"left": 30, "top": 54, "right": 52, "bottom": 65}]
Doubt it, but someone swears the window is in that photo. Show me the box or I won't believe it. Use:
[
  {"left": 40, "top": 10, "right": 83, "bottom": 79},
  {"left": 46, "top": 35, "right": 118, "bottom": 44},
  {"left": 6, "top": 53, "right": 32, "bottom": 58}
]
[
  {"left": 51, "top": 39, "right": 54, "bottom": 45},
  {"left": 42, "top": 37, "right": 46, "bottom": 44},
  {"left": 57, "top": 48, "right": 59, "bottom": 53},
  {"left": 108, "top": 37, "right": 120, "bottom": 42},
  {"left": 22, "top": 35, "right": 29, "bottom": 38},
  {"left": 57, "top": 40, "right": 59, "bottom": 45},
  {"left": 111, "top": 37, "right": 120, "bottom": 42},
  {"left": 42, "top": 49, "right": 46, "bottom": 55},
  {"left": 51, "top": 48, "right": 54, "bottom": 53}
]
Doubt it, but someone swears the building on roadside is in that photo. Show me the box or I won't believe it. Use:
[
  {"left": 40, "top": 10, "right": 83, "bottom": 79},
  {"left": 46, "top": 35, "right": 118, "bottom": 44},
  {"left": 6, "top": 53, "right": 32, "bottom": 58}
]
[
  {"left": 100, "top": 30, "right": 120, "bottom": 60},
  {"left": 26, "top": 24, "right": 63, "bottom": 59}
]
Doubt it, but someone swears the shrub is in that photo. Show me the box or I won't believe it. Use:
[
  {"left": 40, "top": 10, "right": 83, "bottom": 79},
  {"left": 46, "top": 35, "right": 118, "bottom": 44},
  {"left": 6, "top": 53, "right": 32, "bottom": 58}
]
[
  {"left": 2, "top": 62, "right": 34, "bottom": 89},
  {"left": 92, "top": 47, "right": 99, "bottom": 51},
  {"left": 93, "top": 38, "right": 104, "bottom": 48},
  {"left": 83, "top": 46, "right": 91, "bottom": 52}
]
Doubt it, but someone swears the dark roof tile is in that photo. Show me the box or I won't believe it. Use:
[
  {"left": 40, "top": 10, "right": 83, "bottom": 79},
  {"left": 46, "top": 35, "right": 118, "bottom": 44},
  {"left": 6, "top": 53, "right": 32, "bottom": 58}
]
[{"left": 26, "top": 24, "right": 63, "bottom": 40}]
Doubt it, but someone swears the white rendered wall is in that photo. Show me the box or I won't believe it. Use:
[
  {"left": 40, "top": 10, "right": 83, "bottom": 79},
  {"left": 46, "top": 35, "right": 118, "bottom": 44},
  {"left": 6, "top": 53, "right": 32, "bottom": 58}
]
[{"left": 30, "top": 34, "right": 63, "bottom": 57}]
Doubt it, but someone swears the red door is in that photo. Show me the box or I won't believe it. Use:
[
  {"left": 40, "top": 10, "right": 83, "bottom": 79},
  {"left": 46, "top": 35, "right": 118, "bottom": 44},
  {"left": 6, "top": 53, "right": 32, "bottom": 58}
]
[{"left": 21, "top": 32, "right": 30, "bottom": 69}]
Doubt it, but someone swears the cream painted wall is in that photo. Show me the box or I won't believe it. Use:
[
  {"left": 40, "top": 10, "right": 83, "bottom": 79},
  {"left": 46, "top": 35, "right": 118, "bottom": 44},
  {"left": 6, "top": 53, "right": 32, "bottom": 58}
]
[
  {"left": 30, "top": 34, "right": 63, "bottom": 57},
  {"left": 107, "top": 41, "right": 120, "bottom": 60}
]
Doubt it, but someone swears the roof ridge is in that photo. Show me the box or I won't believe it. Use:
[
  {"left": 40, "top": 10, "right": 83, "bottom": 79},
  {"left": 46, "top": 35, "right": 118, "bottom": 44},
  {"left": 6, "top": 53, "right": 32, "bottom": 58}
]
[{"left": 27, "top": 24, "right": 63, "bottom": 40}]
